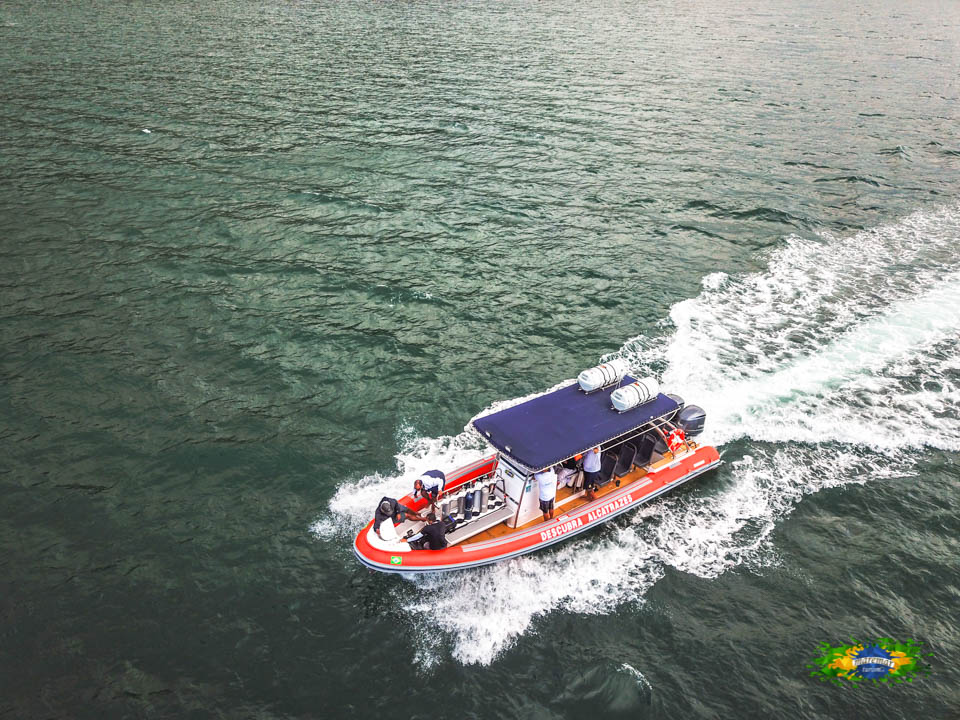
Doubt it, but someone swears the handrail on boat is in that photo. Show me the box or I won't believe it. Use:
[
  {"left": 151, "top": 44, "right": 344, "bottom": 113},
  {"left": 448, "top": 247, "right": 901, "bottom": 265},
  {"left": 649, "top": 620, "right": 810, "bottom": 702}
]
[{"left": 511, "top": 473, "right": 527, "bottom": 529}]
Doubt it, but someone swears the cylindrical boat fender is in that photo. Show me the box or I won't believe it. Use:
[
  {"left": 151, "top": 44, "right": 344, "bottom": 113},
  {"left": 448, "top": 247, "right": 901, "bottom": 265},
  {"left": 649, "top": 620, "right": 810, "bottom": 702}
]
[
  {"left": 611, "top": 376, "right": 660, "bottom": 412},
  {"left": 441, "top": 501, "right": 449, "bottom": 518},
  {"left": 480, "top": 486, "right": 489, "bottom": 512},
  {"left": 577, "top": 358, "right": 628, "bottom": 393},
  {"left": 463, "top": 491, "right": 473, "bottom": 520}
]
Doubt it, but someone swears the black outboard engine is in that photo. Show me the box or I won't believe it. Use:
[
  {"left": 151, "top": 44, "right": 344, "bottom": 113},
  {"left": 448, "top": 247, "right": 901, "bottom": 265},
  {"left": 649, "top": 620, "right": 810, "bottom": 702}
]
[
  {"left": 676, "top": 405, "right": 707, "bottom": 437},
  {"left": 666, "top": 394, "right": 685, "bottom": 422}
]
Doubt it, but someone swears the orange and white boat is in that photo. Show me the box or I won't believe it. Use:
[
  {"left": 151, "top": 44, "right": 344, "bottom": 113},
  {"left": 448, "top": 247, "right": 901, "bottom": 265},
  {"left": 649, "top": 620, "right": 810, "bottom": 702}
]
[{"left": 353, "top": 362, "right": 721, "bottom": 573}]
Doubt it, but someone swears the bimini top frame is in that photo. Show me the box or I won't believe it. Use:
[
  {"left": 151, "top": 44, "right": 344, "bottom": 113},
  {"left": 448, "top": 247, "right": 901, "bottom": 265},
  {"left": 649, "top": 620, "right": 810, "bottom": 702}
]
[{"left": 472, "top": 375, "right": 679, "bottom": 472}]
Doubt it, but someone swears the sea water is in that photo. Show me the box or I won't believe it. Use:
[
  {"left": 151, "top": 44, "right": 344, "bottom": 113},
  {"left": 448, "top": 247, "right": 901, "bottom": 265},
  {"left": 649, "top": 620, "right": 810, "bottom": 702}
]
[{"left": 2, "top": 0, "right": 959, "bottom": 717}]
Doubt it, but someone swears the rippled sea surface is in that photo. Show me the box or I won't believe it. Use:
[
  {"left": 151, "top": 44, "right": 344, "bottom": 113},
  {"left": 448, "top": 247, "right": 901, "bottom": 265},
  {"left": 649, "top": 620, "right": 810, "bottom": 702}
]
[{"left": 2, "top": 0, "right": 960, "bottom": 717}]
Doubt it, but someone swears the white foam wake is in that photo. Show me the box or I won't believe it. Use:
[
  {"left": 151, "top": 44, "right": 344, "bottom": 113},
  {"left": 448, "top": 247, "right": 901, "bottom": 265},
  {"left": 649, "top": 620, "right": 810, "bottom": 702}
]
[
  {"left": 316, "top": 204, "right": 960, "bottom": 665},
  {"left": 649, "top": 205, "right": 960, "bottom": 451}
]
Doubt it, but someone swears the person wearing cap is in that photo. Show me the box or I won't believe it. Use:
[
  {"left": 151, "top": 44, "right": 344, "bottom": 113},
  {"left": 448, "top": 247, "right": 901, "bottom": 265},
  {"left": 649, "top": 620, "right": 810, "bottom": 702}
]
[
  {"left": 413, "top": 469, "right": 446, "bottom": 509},
  {"left": 418, "top": 512, "right": 449, "bottom": 550},
  {"left": 534, "top": 466, "right": 558, "bottom": 521},
  {"left": 373, "top": 497, "right": 424, "bottom": 539}
]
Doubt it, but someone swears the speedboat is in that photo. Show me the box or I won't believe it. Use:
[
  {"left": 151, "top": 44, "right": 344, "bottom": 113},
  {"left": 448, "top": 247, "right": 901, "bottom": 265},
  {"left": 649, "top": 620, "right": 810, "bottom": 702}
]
[{"left": 353, "top": 361, "right": 721, "bottom": 573}]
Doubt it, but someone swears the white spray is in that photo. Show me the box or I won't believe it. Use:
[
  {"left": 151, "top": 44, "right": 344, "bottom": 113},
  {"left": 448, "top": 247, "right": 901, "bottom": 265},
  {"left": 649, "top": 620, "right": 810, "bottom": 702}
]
[{"left": 315, "top": 204, "right": 960, "bottom": 666}]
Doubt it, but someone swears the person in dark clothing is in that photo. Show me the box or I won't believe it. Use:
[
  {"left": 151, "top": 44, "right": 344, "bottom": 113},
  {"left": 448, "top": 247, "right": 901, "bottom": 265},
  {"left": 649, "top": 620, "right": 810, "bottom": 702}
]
[
  {"left": 373, "top": 497, "right": 424, "bottom": 539},
  {"left": 418, "top": 512, "right": 448, "bottom": 550}
]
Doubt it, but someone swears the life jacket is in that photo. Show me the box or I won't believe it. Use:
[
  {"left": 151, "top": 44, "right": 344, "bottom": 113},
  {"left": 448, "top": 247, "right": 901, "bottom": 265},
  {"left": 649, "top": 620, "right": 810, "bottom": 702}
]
[{"left": 666, "top": 427, "right": 686, "bottom": 453}]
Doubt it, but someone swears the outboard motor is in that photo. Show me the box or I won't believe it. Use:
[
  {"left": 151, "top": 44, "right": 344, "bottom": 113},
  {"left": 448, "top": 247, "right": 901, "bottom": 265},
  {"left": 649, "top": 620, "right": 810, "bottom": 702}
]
[
  {"left": 676, "top": 405, "right": 706, "bottom": 437},
  {"left": 666, "top": 394, "right": 685, "bottom": 421}
]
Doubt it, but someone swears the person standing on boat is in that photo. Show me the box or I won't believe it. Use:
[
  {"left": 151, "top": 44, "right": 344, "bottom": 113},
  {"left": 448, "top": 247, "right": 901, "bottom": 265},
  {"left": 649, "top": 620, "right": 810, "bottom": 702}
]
[
  {"left": 373, "top": 497, "right": 424, "bottom": 540},
  {"left": 582, "top": 446, "right": 601, "bottom": 501},
  {"left": 413, "top": 469, "right": 446, "bottom": 510},
  {"left": 535, "top": 466, "right": 558, "bottom": 521}
]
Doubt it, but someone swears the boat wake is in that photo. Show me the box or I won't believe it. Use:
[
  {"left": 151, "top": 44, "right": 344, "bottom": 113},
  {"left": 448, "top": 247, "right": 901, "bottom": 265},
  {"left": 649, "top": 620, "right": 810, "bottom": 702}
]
[{"left": 314, "top": 204, "right": 960, "bottom": 666}]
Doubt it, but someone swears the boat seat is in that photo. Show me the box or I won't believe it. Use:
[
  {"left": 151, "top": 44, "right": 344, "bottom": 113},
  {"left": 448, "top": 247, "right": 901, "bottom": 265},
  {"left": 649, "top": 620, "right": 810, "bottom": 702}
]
[
  {"left": 614, "top": 442, "right": 638, "bottom": 477},
  {"left": 596, "top": 452, "right": 619, "bottom": 487},
  {"left": 377, "top": 518, "right": 399, "bottom": 542},
  {"left": 634, "top": 433, "right": 658, "bottom": 467}
]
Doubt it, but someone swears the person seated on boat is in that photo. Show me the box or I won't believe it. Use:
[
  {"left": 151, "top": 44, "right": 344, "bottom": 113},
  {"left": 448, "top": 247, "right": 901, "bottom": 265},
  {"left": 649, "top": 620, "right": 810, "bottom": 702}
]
[
  {"left": 556, "top": 461, "right": 577, "bottom": 489},
  {"left": 581, "top": 445, "right": 601, "bottom": 501},
  {"left": 373, "top": 497, "right": 425, "bottom": 540},
  {"left": 413, "top": 469, "right": 446, "bottom": 509},
  {"left": 418, "top": 512, "right": 449, "bottom": 550},
  {"left": 535, "top": 466, "right": 558, "bottom": 521}
]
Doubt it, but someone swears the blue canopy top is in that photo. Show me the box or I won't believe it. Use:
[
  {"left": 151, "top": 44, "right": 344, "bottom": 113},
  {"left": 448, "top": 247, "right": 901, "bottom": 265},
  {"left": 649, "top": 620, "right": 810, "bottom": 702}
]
[{"left": 472, "top": 376, "right": 678, "bottom": 471}]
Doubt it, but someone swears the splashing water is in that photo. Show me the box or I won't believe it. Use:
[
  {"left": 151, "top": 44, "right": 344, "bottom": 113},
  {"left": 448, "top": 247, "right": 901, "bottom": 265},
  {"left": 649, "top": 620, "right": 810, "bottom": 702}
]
[
  {"left": 619, "top": 663, "right": 653, "bottom": 692},
  {"left": 317, "top": 205, "right": 960, "bottom": 665},
  {"left": 650, "top": 205, "right": 960, "bottom": 451}
]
